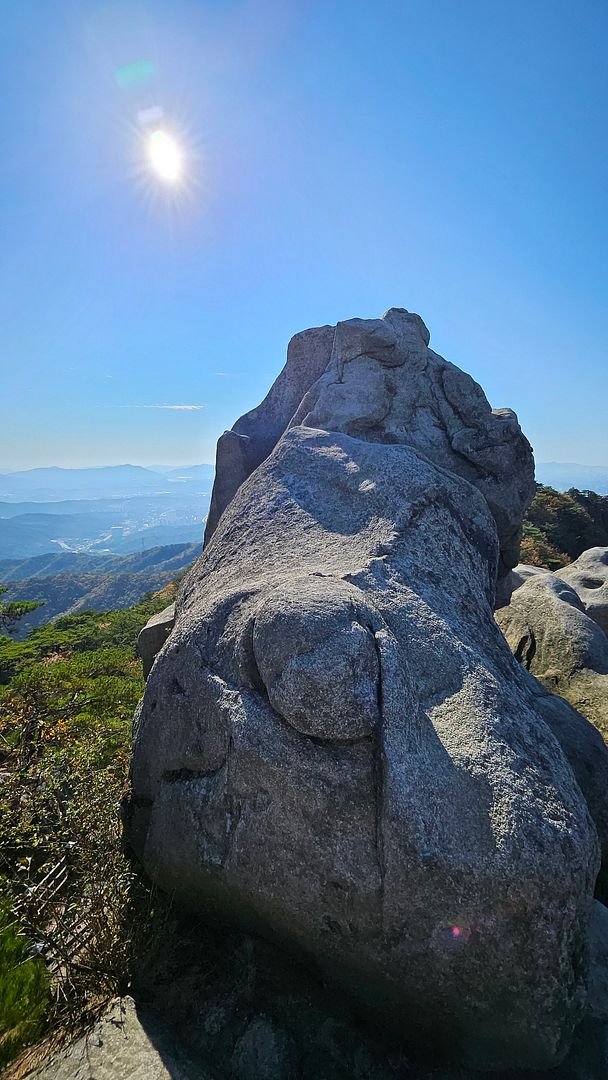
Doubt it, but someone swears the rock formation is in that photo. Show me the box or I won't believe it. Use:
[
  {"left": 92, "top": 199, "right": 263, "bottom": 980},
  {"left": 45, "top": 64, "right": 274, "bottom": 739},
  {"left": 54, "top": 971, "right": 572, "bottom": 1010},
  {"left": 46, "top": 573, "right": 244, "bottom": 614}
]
[
  {"left": 137, "top": 603, "right": 176, "bottom": 679},
  {"left": 128, "top": 309, "right": 606, "bottom": 1072},
  {"left": 205, "top": 310, "right": 535, "bottom": 604},
  {"left": 497, "top": 570, "right": 608, "bottom": 740},
  {"left": 557, "top": 548, "right": 608, "bottom": 635},
  {"left": 204, "top": 324, "right": 335, "bottom": 546},
  {"left": 508, "top": 561, "right": 551, "bottom": 591}
]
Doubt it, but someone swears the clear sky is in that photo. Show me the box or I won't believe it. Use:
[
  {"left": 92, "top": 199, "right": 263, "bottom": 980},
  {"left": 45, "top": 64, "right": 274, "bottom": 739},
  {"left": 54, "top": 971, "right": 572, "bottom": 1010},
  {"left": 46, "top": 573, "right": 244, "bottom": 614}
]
[{"left": 1, "top": 0, "right": 607, "bottom": 470}]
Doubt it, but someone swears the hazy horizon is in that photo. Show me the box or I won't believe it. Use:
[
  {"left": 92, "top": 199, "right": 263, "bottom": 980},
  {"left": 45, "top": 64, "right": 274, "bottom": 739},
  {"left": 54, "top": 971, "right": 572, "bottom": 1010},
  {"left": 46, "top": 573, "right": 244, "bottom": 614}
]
[{"left": 3, "top": 457, "right": 608, "bottom": 475}]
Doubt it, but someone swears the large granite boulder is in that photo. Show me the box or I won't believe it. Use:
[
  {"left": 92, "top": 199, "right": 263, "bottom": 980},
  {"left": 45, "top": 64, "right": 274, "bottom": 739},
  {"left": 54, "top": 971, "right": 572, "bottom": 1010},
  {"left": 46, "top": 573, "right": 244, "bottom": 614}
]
[
  {"left": 556, "top": 548, "right": 608, "bottom": 635},
  {"left": 129, "top": 309, "right": 601, "bottom": 1072}
]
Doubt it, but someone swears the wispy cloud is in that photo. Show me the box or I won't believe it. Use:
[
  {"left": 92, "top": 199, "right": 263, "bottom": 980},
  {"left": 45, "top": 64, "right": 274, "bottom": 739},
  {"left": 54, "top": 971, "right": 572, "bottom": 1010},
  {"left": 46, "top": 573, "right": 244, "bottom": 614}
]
[
  {"left": 123, "top": 404, "right": 206, "bottom": 411},
  {"left": 215, "top": 372, "right": 242, "bottom": 379}
]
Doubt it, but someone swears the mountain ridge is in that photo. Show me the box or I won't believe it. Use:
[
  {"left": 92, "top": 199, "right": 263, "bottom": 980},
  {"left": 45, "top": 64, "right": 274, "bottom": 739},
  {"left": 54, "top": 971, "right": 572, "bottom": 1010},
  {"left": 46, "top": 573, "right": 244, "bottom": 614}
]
[{"left": 0, "top": 541, "right": 201, "bottom": 636}]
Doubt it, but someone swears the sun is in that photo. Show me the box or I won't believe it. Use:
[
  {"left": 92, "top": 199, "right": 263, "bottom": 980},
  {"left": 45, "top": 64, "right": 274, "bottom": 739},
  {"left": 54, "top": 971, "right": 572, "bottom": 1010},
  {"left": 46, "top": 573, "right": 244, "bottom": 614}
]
[{"left": 147, "top": 129, "right": 183, "bottom": 184}]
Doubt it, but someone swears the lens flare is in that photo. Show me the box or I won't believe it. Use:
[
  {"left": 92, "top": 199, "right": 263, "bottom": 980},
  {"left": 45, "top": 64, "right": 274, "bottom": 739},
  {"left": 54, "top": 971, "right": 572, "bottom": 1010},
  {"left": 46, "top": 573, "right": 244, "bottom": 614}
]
[{"left": 147, "top": 130, "right": 183, "bottom": 184}]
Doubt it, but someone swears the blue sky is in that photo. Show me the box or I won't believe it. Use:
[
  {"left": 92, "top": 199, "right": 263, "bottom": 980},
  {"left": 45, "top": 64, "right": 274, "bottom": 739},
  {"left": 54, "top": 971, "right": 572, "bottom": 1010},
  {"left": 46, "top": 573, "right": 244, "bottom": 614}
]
[{"left": 1, "top": 0, "right": 607, "bottom": 470}]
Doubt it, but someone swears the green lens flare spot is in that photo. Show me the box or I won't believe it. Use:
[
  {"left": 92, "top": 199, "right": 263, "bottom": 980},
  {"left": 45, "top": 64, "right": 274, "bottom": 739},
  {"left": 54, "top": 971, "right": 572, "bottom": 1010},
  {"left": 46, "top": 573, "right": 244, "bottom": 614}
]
[{"left": 114, "top": 60, "right": 156, "bottom": 89}]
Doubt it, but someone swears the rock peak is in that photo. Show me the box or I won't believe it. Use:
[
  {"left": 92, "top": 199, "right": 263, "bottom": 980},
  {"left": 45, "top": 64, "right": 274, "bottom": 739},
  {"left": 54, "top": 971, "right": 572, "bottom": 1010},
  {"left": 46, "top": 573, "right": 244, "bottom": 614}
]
[{"left": 205, "top": 308, "right": 534, "bottom": 605}]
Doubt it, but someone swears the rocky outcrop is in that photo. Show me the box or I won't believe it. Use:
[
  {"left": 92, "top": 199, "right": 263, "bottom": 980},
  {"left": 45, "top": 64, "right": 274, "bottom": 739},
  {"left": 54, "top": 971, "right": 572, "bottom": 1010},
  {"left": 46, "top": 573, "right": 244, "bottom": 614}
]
[
  {"left": 496, "top": 572, "right": 608, "bottom": 739},
  {"left": 137, "top": 603, "right": 176, "bottom": 679},
  {"left": 129, "top": 309, "right": 603, "bottom": 1072},
  {"left": 557, "top": 548, "right": 608, "bottom": 635},
  {"left": 205, "top": 309, "right": 535, "bottom": 604},
  {"left": 28, "top": 998, "right": 206, "bottom": 1080},
  {"left": 510, "top": 561, "right": 551, "bottom": 588},
  {"left": 496, "top": 562, "right": 551, "bottom": 608},
  {"left": 30, "top": 904, "right": 608, "bottom": 1080},
  {"left": 204, "top": 324, "right": 335, "bottom": 545}
]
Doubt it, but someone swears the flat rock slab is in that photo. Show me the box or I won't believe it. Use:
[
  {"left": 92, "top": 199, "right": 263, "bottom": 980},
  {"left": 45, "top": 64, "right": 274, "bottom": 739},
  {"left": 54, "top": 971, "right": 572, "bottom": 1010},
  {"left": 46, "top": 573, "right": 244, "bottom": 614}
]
[{"left": 29, "top": 998, "right": 208, "bottom": 1080}]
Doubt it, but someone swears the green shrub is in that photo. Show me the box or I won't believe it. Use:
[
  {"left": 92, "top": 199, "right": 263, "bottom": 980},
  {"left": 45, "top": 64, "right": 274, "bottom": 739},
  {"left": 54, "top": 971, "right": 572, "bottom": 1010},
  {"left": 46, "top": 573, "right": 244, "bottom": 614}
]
[
  {"left": 0, "top": 585, "right": 178, "bottom": 1068},
  {"left": 0, "top": 900, "right": 49, "bottom": 1069},
  {"left": 521, "top": 484, "right": 608, "bottom": 567},
  {"left": 520, "top": 522, "right": 569, "bottom": 570}
]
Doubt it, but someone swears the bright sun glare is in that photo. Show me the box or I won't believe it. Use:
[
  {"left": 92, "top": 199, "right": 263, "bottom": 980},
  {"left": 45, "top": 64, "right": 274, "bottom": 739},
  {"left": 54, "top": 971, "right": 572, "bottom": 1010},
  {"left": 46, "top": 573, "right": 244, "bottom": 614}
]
[{"left": 147, "top": 129, "right": 183, "bottom": 184}]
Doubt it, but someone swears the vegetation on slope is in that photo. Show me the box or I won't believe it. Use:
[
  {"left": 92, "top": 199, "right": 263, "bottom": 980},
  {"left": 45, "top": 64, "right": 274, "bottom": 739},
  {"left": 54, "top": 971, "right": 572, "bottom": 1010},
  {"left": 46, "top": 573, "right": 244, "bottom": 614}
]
[
  {"left": 521, "top": 485, "right": 608, "bottom": 569},
  {"left": 0, "top": 584, "right": 177, "bottom": 1070},
  {"left": 0, "top": 542, "right": 201, "bottom": 637}
]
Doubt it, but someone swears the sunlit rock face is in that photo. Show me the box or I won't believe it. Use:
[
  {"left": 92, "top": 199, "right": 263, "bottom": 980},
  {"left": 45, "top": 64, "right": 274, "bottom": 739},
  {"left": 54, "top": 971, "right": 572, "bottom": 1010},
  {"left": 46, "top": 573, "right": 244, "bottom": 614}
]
[
  {"left": 204, "top": 309, "right": 535, "bottom": 606},
  {"left": 129, "top": 310, "right": 600, "bottom": 1072}
]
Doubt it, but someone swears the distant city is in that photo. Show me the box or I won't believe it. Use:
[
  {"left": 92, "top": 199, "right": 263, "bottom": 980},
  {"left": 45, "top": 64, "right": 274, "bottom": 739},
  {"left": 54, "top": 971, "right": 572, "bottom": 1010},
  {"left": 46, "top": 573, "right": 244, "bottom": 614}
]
[{"left": 0, "top": 463, "right": 214, "bottom": 561}]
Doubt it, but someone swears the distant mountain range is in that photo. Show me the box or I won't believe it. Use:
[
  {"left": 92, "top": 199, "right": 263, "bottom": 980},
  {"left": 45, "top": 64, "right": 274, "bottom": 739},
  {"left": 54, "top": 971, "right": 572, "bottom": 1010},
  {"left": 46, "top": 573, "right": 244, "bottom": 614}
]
[
  {"left": 536, "top": 463, "right": 608, "bottom": 494},
  {"left": 0, "top": 465, "right": 212, "bottom": 634},
  {"left": 0, "top": 465, "right": 213, "bottom": 560},
  {"left": 0, "top": 542, "right": 201, "bottom": 636},
  {"left": 0, "top": 463, "right": 214, "bottom": 502}
]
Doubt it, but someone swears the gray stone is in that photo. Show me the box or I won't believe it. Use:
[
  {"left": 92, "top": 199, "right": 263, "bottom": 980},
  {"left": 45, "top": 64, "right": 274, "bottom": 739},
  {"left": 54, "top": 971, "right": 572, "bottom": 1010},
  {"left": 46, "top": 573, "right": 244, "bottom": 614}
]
[
  {"left": 546, "top": 902, "right": 608, "bottom": 1080},
  {"left": 29, "top": 997, "right": 206, "bottom": 1080},
  {"left": 29, "top": 913, "right": 608, "bottom": 1080},
  {"left": 231, "top": 1016, "right": 293, "bottom": 1080},
  {"left": 204, "top": 308, "right": 535, "bottom": 604},
  {"left": 519, "top": 668, "right": 608, "bottom": 900},
  {"left": 556, "top": 547, "right": 608, "bottom": 635},
  {"left": 496, "top": 572, "right": 608, "bottom": 738},
  {"left": 129, "top": 309, "right": 600, "bottom": 1072},
  {"left": 508, "top": 561, "right": 552, "bottom": 593},
  {"left": 204, "top": 323, "right": 335, "bottom": 545},
  {"left": 587, "top": 901, "right": 608, "bottom": 1022},
  {"left": 496, "top": 562, "right": 551, "bottom": 608},
  {"left": 137, "top": 603, "right": 176, "bottom": 679}
]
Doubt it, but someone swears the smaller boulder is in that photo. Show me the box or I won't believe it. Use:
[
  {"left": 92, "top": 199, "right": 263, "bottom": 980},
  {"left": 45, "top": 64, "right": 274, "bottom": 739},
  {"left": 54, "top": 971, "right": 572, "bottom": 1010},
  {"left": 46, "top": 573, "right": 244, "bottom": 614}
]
[
  {"left": 496, "top": 562, "right": 551, "bottom": 608},
  {"left": 510, "top": 562, "right": 552, "bottom": 590},
  {"left": 496, "top": 572, "right": 608, "bottom": 744},
  {"left": 556, "top": 547, "right": 608, "bottom": 635},
  {"left": 137, "top": 603, "right": 176, "bottom": 679},
  {"left": 498, "top": 575, "right": 608, "bottom": 898},
  {"left": 231, "top": 1016, "right": 294, "bottom": 1080}
]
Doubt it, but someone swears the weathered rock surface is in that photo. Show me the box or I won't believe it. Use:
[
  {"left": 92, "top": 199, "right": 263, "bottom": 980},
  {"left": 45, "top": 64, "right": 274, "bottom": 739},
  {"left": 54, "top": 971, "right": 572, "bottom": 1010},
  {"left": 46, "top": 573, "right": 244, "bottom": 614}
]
[
  {"left": 205, "top": 308, "right": 535, "bottom": 602},
  {"left": 129, "top": 309, "right": 601, "bottom": 1072},
  {"left": 137, "top": 603, "right": 176, "bottom": 678},
  {"left": 556, "top": 547, "right": 608, "bottom": 635},
  {"left": 204, "top": 323, "right": 335, "bottom": 545},
  {"left": 28, "top": 998, "right": 207, "bottom": 1080},
  {"left": 496, "top": 572, "right": 608, "bottom": 739},
  {"left": 496, "top": 562, "right": 551, "bottom": 608},
  {"left": 510, "top": 561, "right": 551, "bottom": 589}
]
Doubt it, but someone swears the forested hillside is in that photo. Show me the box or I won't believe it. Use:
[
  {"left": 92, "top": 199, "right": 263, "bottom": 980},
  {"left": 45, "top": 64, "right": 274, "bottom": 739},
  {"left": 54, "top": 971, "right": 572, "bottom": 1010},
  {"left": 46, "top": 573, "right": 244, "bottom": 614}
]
[
  {"left": 522, "top": 485, "right": 608, "bottom": 568},
  {"left": 0, "top": 543, "right": 200, "bottom": 636}
]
